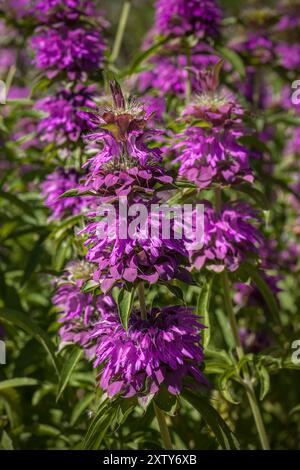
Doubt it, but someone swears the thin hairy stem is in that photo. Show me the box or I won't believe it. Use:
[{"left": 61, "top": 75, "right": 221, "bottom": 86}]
[{"left": 111, "top": 1, "right": 132, "bottom": 63}]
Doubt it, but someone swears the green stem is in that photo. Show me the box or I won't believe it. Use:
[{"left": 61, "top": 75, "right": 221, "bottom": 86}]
[
  {"left": 137, "top": 282, "right": 146, "bottom": 320},
  {"left": 111, "top": 1, "right": 132, "bottom": 63},
  {"left": 216, "top": 188, "right": 270, "bottom": 450},
  {"left": 137, "top": 283, "right": 173, "bottom": 450},
  {"left": 221, "top": 271, "right": 270, "bottom": 450},
  {"left": 153, "top": 402, "right": 173, "bottom": 450}
]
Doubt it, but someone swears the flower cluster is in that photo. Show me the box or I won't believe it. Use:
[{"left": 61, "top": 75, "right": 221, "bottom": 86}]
[
  {"left": 90, "top": 306, "right": 206, "bottom": 398},
  {"left": 41, "top": 168, "right": 92, "bottom": 220},
  {"left": 155, "top": 0, "right": 222, "bottom": 39},
  {"left": 31, "top": 0, "right": 106, "bottom": 80},
  {"left": 36, "top": 85, "right": 96, "bottom": 145},
  {"left": 173, "top": 67, "right": 253, "bottom": 189},
  {"left": 189, "top": 202, "right": 262, "bottom": 272}
]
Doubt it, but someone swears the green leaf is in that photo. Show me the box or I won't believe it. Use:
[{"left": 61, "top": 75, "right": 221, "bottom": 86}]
[
  {"left": 126, "top": 36, "right": 170, "bottom": 76},
  {"left": 235, "top": 183, "right": 270, "bottom": 210},
  {"left": 182, "top": 389, "right": 240, "bottom": 450},
  {"left": 154, "top": 385, "right": 178, "bottom": 416},
  {"left": 216, "top": 46, "right": 245, "bottom": 78},
  {"left": 70, "top": 392, "right": 95, "bottom": 426},
  {"left": 0, "top": 430, "right": 13, "bottom": 450},
  {"left": 0, "top": 190, "right": 33, "bottom": 215},
  {"left": 82, "top": 279, "right": 100, "bottom": 293},
  {"left": 240, "top": 263, "right": 281, "bottom": 324},
  {"left": 57, "top": 347, "right": 83, "bottom": 401},
  {"left": 0, "top": 378, "right": 38, "bottom": 391},
  {"left": 22, "top": 231, "right": 49, "bottom": 285},
  {"left": 257, "top": 364, "right": 270, "bottom": 401},
  {"left": 82, "top": 399, "right": 113, "bottom": 449},
  {"left": 0, "top": 308, "right": 59, "bottom": 375},
  {"left": 117, "top": 287, "right": 135, "bottom": 331},
  {"left": 58, "top": 188, "right": 80, "bottom": 199},
  {"left": 218, "top": 367, "right": 240, "bottom": 405},
  {"left": 197, "top": 276, "right": 214, "bottom": 348}
]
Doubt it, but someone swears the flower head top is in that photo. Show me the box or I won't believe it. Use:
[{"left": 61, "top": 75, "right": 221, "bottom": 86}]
[
  {"left": 31, "top": 0, "right": 106, "bottom": 80},
  {"left": 53, "top": 260, "right": 115, "bottom": 324},
  {"left": 173, "top": 64, "right": 253, "bottom": 189},
  {"left": 81, "top": 81, "right": 170, "bottom": 200},
  {"left": 89, "top": 305, "right": 207, "bottom": 398},
  {"left": 189, "top": 202, "right": 263, "bottom": 272},
  {"left": 154, "top": 0, "right": 222, "bottom": 40}
]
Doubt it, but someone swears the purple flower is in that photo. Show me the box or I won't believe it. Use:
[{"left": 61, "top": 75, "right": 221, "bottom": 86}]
[
  {"left": 81, "top": 165, "right": 173, "bottom": 203},
  {"left": 89, "top": 306, "right": 207, "bottom": 398},
  {"left": 31, "top": 22, "right": 105, "bottom": 79},
  {"left": 54, "top": 260, "right": 116, "bottom": 355},
  {"left": 41, "top": 168, "right": 92, "bottom": 220},
  {"left": 36, "top": 85, "right": 96, "bottom": 145},
  {"left": 138, "top": 44, "right": 219, "bottom": 98},
  {"left": 276, "top": 43, "right": 300, "bottom": 70},
  {"left": 189, "top": 202, "right": 262, "bottom": 272},
  {"left": 239, "top": 328, "right": 271, "bottom": 354},
  {"left": 155, "top": 0, "right": 222, "bottom": 39},
  {"left": 34, "top": 0, "right": 95, "bottom": 17},
  {"left": 174, "top": 96, "right": 253, "bottom": 189},
  {"left": 82, "top": 82, "right": 163, "bottom": 172},
  {"left": 81, "top": 204, "right": 191, "bottom": 292},
  {"left": 232, "top": 34, "right": 274, "bottom": 65},
  {"left": 234, "top": 274, "right": 281, "bottom": 312}
]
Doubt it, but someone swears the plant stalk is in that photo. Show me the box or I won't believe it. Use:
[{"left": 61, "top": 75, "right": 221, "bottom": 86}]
[
  {"left": 111, "top": 1, "right": 132, "bottom": 63},
  {"left": 215, "top": 188, "right": 270, "bottom": 450},
  {"left": 153, "top": 402, "right": 173, "bottom": 450},
  {"left": 137, "top": 283, "right": 173, "bottom": 450},
  {"left": 137, "top": 282, "right": 147, "bottom": 320}
]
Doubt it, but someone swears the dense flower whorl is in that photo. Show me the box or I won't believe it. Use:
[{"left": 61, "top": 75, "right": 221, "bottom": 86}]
[
  {"left": 53, "top": 260, "right": 116, "bottom": 324},
  {"left": 81, "top": 165, "right": 173, "bottom": 203},
  {"left": 174, "top": 95, "right": 253, "bottom": 189},
  {"left": 89, "top": 306, "right": 207, "bottom": 398},
  {"left": 138, "top": 45, "right": 219, "bottom": 98},
  {"left": 155, "top": 0, "right": 222, "bottom": 39},
  {"left": 81, "top": 207, "right": 191, "bottom": 292},
  {"left": 36, "top": 86, "right": 96, "bottom": 145},
  {"left": 41, "top": 168, "right": 92, "bottom": 220},
  {"left": 189, "top": 202, "right": 263, "bottom": 272},
  {"left": 31, "top": 23, "right": 105, "bottom": 79}
]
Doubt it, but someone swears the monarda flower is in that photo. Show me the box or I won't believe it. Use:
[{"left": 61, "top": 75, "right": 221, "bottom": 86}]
[
  {"left": 138, "top": 44, "right": 219, "bottom": 99},
  {"left": 174, "top": 78, "right": 253, "bottom": 189},
  {"left": 31, "top": 14, "right": 106, "bottom": 79},
  {"left": 239, "top": 328, "right": 271, "bottom": 354},
  {"left": 81, "top": 205, "right": 191, "bottom": 292},
  {"left": 36, "top": 85, "right": 96, "bottom": 145},
  {"left": 154, "top": 0, "right": 221, "bottom": 39},
  {"left": 189, "top": 202, "right": 263, "bottom": 272},
  {"left": 80, "top": 81, "right": 172, "bottom": 200},
  {"left": 89, "top": 306, "right": 207, "bottom": 398},
  {"left": 41, "top": 168, "right": 91, "bottom": 220},
  {"left": 53, "top": 260, "right": 115, "bottom": 324}
]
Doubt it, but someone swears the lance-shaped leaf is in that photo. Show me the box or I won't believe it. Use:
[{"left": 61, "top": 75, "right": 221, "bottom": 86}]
[
  {"left": 197, "top": 276, "right": 214, "bottom": 348},
  {"left": 117, "top": 287, "right": 136, "bottom": 331},
  {"left": 56, "top": 346, "right": 83, "bottom": 401}
]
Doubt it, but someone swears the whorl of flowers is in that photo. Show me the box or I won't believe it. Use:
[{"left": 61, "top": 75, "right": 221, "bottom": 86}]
[
  {"left": 138, "top": 44, "right": 219, "bottom": 98},
  {"left": 81, "top": 207, "right": 191, "bottom": 292},
  {"left": 80, "top": 81, "right": 172, "bottom": 201},
  {"left": 31, "top": 0, "right": 106, "bottom": 79},
  {"left": 89, "top": 306, "right": 207, "bottom": 398},
  {"left": 41, "top": 168, "right": 92, "bottom": 220},
  {"left": 189, "top": 202, "right": 263, "bottom": 272},
  {"left": 36, "top": 85, "right": 96, "bottom": 145},
  {"left": 154, "top": 0, "right": 222, "bottom": 39},
  {"left": 174, "top": 64, "right": 253, "bottom": 189},
  {"left": 239, "top": 328, "right": 271, "bottom": 354},
  {"left": 53, "top": 260, "right": 116, "bottom": 355}
]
